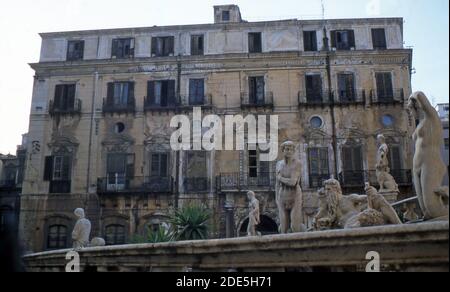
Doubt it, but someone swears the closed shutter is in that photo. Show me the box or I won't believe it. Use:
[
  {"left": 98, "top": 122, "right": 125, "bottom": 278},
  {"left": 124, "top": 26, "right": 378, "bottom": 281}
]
[
  {"left": 44, "top": 156, "right": 54, "bottom": 181},
  {"left": 107, "top": 83, "right": 114, "bottom": 105},
  {"left": 167, "top": 80, "right": 176, "bottom": 105},
  {"left": 112, "top": 39, "right": 119, "bottom": 58},
  {"left": 147, "top": 81, "right": 155, "bottom": 105},
  {"left": 127, "top": 82, "right": 135, "bottom": 105},
  {"left": 372, "top": 29, "right": 387, "bottom": 49},
  {"left": 348, "top": 30, "right": 355, "bottom": 48},
  {"left": 151, "top": 38, "right": 158, "bottom": 56},
  {"left": 67, "top": 85, "right": 76, "bottom": 110},
  {"left": 330, "top": 31, "right": 337, "bottom": 48}
]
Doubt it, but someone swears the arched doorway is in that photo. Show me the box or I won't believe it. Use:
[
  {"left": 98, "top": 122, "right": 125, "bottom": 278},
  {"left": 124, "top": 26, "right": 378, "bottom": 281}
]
[{"left": 239, "top": 215, "right": 278, "bottom": 237}]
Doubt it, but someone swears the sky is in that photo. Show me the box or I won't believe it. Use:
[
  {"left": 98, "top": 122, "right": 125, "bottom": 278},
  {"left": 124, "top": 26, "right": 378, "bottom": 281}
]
[{"left": 0, "top": 0, "right": 448, "bottom": 154}]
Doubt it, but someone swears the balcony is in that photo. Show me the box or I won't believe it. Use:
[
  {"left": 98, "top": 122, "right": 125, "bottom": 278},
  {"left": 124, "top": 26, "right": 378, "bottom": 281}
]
[
  {"left": 217, "top": 172, "right": 276, "bottom": 192},
  {"left": 339, "top": 170, "right": 413, "bottom": 189},
  {"left": 298, "top": 90, "right": 332, "bottom": 108},
  {"left": 0, "top": 180, "right": 18, "bottom": 190},
  {"left": 241, "top": 92, "right": 274, "bottom": 109},
  {"left": 102, "top": 98, "right": 136, "bottom": 114},
  {"left": 144, "top": 96, "right": 181, "bottom": 112},
  {"left": 49, "top": 180, "right": 71, "bottom": 194},
  {"left": 183, "top": 177, "right": 210, "bottom": 193},
  {"left": 178, "top": 95, "right": 214, "bottom": 111},
  {"left": 97, "top": 176, "right": 173, "bottom": 194},
  {"left": 334, "top": 89, "right": 366, "bottom": 106},
  {"left": 49, "top": 99, "right": 82, "bottom": 116},
  {"left": 370, "top": 89, "right": 405, "bottom": 105},
  {"left": 308, "top": 173, "right": 331, "bottom": 189}
]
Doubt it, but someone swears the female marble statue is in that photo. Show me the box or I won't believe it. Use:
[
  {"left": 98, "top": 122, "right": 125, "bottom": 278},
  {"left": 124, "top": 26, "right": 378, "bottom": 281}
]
[{"left": 407, "top": 91, "right": 449, "bottom": 220}]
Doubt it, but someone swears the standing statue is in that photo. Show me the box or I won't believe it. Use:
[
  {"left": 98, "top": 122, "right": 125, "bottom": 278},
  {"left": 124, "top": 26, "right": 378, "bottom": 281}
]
[
  {"left": 276, "top": 141, "right": 305, "bottom": 233},
  {"left": 407, "top": 92, "right": 449, "bottom": 220},
  {"left": 313, "top": 178, "right": 367, "bottom": 230},
  {"left": 345, "top": 183, "right": 402, "bottom": 228},
  {"left": 72, "top": 208, "right": 106, "bottom": 249},
  {"left": 72, "top": 208, "right": 91, "bottom": 250},
  {"left": 375, "top": 134, "right": 399, "bottom": 193},
  {"left": 247, "top": 191, "right": 261, "bottom": 236}
]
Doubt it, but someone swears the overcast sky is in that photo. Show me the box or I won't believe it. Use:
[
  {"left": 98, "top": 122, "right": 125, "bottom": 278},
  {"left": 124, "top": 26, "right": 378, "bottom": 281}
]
[{"left": 0, "top": 0, "right": 448, "bottom": 154}]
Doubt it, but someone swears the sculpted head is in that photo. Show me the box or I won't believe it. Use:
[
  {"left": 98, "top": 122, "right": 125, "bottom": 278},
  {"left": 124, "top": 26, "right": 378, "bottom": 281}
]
[
  {"left": 74, "top": 208, "right": 85, "bottom": 219},
  {"left": 281, "top": 141, "right": 296, "bottom": 160},
  {"left": 247, "top": 191, "right": 256, "bottom": 201},
  {"left": 377, "top": 134, "right": 386, "bottom": 145},
  {"left": 324, "top": 179, "right": 342, "bottom": 197}
]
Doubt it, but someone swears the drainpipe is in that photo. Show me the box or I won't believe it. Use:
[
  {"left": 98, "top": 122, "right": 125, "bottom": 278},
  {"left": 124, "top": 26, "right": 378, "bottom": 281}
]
[
  {"left": 86, "top": 72, "right": 98, "bottom": 194},
  {"left": 323, "top": 27, "right": 339, "bottom": 177},
  {"left": 175, "top": 59, "right": 182, "bottom": 209}
]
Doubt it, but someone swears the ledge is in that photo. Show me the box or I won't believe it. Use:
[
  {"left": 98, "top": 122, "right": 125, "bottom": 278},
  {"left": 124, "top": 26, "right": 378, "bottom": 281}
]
[{"left": 23, "top": 221, "right": 449, "bottom": 272}]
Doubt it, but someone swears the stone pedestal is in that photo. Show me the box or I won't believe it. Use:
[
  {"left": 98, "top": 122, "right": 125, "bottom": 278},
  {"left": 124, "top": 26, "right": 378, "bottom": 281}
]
[{"left": 379, "top": 190, "right": 399, "bottom": 204}]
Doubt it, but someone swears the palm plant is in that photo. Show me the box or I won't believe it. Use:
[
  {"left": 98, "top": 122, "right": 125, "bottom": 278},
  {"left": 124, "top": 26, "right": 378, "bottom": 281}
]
[
  {"left": 171, "top": 203, "right": 210, "bottom": 241},
  {"left": 147, "top": 225, "right": 173, "bottom": 243}
]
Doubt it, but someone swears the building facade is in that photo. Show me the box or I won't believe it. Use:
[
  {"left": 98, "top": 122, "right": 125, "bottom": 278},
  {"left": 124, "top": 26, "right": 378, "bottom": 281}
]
[
  {"left": 20, "top": 5, "right": 415, "bottom": 252},
  {"left": 436, "top": 103, "right": 449, "bottom": 186}
]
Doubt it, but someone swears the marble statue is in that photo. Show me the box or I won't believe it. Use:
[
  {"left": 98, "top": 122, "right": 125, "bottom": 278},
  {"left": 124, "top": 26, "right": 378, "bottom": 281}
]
[
  {"left": 345, "top": 183, "right": 402, "bottom": 228},
  {"left": 375, "top": 134, "right": 399, "bottom": 193},
  {"left": 247, "top": 191, "right": 260, "bottom": 236},
  {"left": 276, "top": 141, "right": 305, "bottom": 233},
  {"left": 407, "top": 91, "right": 449, "bottom": 220},
  {"left": 72, "top": 208, "right": 91, "bottom": 250},
  {"left": 72, "top": 208, "right": 106, "bottom": 249},
  {"left": 313, "top": 178, "right": 367, "bottom": 230}
]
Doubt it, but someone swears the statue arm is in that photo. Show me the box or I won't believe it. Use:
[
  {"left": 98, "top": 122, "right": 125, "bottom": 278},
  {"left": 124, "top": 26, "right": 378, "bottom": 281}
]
[
  {"left": 414, "top": 92, "right": 441, "bottom": 122},
  {"left": 278, "top": 162, "right": 302, "bottom": 187},
  {"left": 72, "top": 223, "right": 80, "bottom": 240}
]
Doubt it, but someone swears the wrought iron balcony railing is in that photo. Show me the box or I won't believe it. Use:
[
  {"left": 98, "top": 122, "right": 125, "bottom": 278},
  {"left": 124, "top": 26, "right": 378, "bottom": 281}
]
[
  {"left": 298, "top": 90, "right": 333, "bottom": 107},
  {"left": 102, "top": 97, "right": 136, "bottom": 114},
  {"left": 183, "top": 177, "right": 210, "bottom": 193},
  {"left": 179, "top": 94, "right": 213, "bottom": 109},
  {"left": 217, "top": 172, "right": 276, "bottom": 192},
  {"left": 49, "top": 180, "right": 71, "bottom": 194},
  {"left": 370, "top": 89, "right": 405, "bottom": 105},
  {"left": 241, "top": 92, "right": 274, "bottom": 109},
  {"left": 49, "top": 99, "right": 82, "bottom": 116},
  {"left": 144, "top": 96, "right": 181, "bottom": 111},
  {"left": 97, "top": 176, "right": 173, "bottom": 194},
  {"left": 339, "top": 169, "right": 413, "bottom": 189},
  {"left": 334, "top": 89, "right": 367, "bottom": 105}
]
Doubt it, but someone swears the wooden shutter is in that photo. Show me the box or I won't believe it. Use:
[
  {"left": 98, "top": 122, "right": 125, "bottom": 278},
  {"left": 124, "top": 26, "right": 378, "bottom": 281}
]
[
  {"left": 107, "top": 83, "right": 114, "bottom": 105},
  {"left": 126, "top": 154, "right": 135, "bottom": 178},
  {"left": 348, "top": 30, "right": 355, "bottom": 48},
  {"left": 128, "top": 82, "right": 135, "bottom": 105},
  {"left": 67, "top": 84, "right": 76, "bottom": 110},
  {"left": 167, "top": 37, "right": 174, "bottom": 56},
  {"left": 353, "top": 146, "right": 363, "bottom": 171},
  {"left": 167, "top": 80, "right": 176, "bottom": 105},
  {"left": 61, "top": 156, "right": 72, "bottom": 180},
  {"left": 372, "top": 28, "right": 386, "bottom": 49},
  {"left": 151, "top": 38, "right": 157, "bottom": 56},
  {"left": 44, "top": 156, "right": 54, "bottom": 181},
  {"left": 330, "top": 31, "right": 337, "bottom": 48},
  {"left": 112, "top": 39, "right": 119, "bottom": 58},
  {"left": 147, "top": 81, "right": 155, "bottom": 105}
]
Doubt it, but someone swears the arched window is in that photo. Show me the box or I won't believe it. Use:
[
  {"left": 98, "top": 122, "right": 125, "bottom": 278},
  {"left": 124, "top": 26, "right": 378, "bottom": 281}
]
[
  {"left": 239, "top": 215, "right": 278, "bottom": 237},
  {"left": 105, "top": 224, "right": 126, "bottom": 245},
  {"left": 47, "top": 225, "right": 68, "bottom": 249}
]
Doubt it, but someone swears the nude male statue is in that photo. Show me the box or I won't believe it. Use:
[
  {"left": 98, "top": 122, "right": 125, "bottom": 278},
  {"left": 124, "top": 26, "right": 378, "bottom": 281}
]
[
  {"left": 72, "top": 208, "right": 91, "bottom": 250},
  {"left": 276, "top": 141, "right": 305, "bottom": 233}
]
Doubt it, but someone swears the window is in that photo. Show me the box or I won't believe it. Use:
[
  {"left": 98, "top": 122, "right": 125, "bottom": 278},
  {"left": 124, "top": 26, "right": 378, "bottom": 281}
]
[
  {"left": 331, "top": 30, "right": 355, "bottom": 50},
  {"left": 382, "top": 115, "right": 395, "bottom": 127},
  {"left": 112, "top": 38, "right": 134, "bottom": 59},
  {"left": 0, "top": 207, "right": 14, "bottom": 233},
  {"left": 189, "top": 79, "right": 205, "bottom": 105},
  {"left": 150, "top": 153, "right": 169, "bottom": 177},
  {"left": 152, "top": 36, "right": 174, "bottom": 57},
  {"left": 147, "top": 80, "right": 176, "bottom": 107},
  {"left": 53, "top": 84, "right": 76, "bottom": 111},
  {"left": 444, "top": 138, "right": 449, "bottom": 150},
  {"left": 248, "top": 148, "right": 270, "bottom": 178},
  {"left": 308, "top": 148, "right": 329, "bottom": 188},
  {"left": 342, "top": 146, "right": 364, "bottom": 172},
  {"left": 372, "top": 28, "right": 387, "bottom": 50},
  {"left": 248, "top": 33, "right": 262, "bottom": 53},
  {"left": 337, "top": 73, "right": 356, "bottom": 102},
  {"left": 310, "top": 116, "right": 324, "bottom": 129},
  {"left": 43, "top": 155, "right": 72, "bottom": 193},
  {"left": 115, "top": 122, "right": 125, "bottom": 134},
  {"left": 105, "top": 224, "right": 126, "bottom": 245},
  {"left": 388, "top": 145, "right": 402, "bottom": 171},
  {"left": 222, "top": 10, "right": 230, "bottom": 21},
  {"left": 303, "top": 31, "right": 318, "bottom": 52},
  {"left": 249, "top": 76, "right": 265, "bottom": 104},
  {"left": 106, "top": 82, "right": 135, "bottom": 106},
  {"left": 191, "top": 35, "right": 204, "bottom": 56},
  {"left": 305, "top": 75, "right": 323, "bottom": 102},
  {"left": 67, "top": 40, "right": 84, "bottom": 61},
  {"left": 47, "top": 225, "right": 68, "bottom": 249},
  {"left": 185, "top": 151, "right": 208, "bottom": 192},
  {"left": 376, "top": 73, "right": 394, "bottom": 101},
  {"left": 106, "top": 153, "right": 134, "bottom": 190}
]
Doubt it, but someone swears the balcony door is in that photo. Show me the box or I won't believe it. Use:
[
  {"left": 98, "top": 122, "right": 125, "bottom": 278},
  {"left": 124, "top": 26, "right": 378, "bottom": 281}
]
[{"left": 106, "top": 154, "right": 134, "bottom": 191}]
